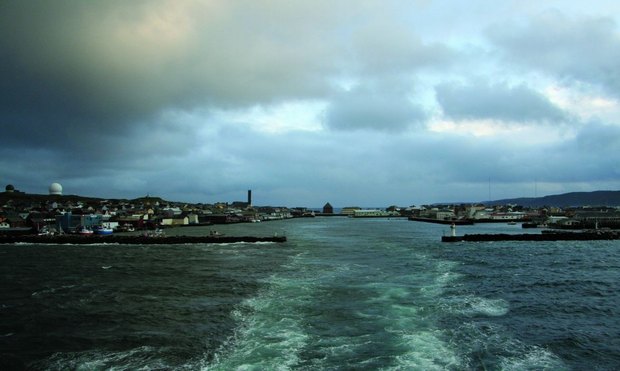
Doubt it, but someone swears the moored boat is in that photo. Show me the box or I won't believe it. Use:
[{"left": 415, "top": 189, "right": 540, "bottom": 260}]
[
  {"left": 75, "top": 226, "right": 94, "bottom": 235},
  {"left": 93, "top": 226, "right": 113, "bottom": 235},
  {"left": 114, "top": 224, "right": 135, "bottom": 232}
]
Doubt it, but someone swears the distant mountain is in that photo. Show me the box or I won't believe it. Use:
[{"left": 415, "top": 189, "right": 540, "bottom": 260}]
[{"left": 485, "top": 190, "right": 620, "bottom": 208}]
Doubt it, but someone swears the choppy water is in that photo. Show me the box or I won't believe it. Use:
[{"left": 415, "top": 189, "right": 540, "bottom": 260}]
[{"left": 1, "top": 218, "right": 619, "bottom": 370}]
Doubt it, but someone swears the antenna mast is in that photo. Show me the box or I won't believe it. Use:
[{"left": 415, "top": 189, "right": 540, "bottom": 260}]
[{"left": 488, "top": 177, "right": 491, "bottom": 204}]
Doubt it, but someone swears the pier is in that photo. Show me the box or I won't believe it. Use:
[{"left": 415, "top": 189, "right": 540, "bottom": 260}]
[
  {"left": 408, "top": 217, "right": 474, "bottom": 225},
  {"left": 441, "top": 230, "right": 619, "bottom": 242},
  {"left": 0, "top": 234, "right": 287, "bottom": 245}
]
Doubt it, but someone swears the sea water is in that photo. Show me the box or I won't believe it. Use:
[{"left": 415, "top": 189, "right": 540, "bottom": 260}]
[{"left": 1, "top": 217, "right": 619, "bottom": 370}]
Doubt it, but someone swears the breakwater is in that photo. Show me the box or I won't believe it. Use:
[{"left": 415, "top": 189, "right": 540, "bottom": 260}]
[
  {"left": 0, "top": 234, "right": 287, "bottom": 245},
  {"left": 408, "top": 217, "right": 474, "bottom": 225},
  {"left": 441, "top": 230, "right": 619, "bottom": 242}
]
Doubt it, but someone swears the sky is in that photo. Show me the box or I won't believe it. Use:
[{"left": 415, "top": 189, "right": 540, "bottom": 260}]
[{"left": 1, "top": 0, "right": 620, "bottom": 207}]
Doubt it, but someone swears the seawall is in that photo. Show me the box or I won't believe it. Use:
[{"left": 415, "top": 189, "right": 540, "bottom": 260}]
[
  {"left": 0, "top": 234, "right": 287, "bottom": 245},
  {"left": 409, "top": 217, "right": 474, "bottom": 225},
  {"left": 442, "top": 231, "right": 619, "bottom": 242}
]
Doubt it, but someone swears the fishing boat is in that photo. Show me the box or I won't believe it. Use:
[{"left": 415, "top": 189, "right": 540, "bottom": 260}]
[
  {"left": 93, "top": 226, "right": 113, "bottom": 235},
  {"left": 114, "top": 224, "right": 135, "bottom": 232},
  {"left": 76, "top": 226, "right": 94, "bottom": 235}
]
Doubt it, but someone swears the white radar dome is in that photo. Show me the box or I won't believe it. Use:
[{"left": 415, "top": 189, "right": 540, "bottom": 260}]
[{"left": 49, "top": 182, "right": 63, "bottom": 195}]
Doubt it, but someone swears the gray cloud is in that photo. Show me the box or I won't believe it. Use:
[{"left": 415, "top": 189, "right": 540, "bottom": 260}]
[
  {"left": 488, "top": 11, "right": 620, "bottom": 95},
  {"left": 0, "top": 1, "right": 341, "bottom": 151},
  {"left": 435, "top": 81, "right": 568, "bottom": 123},
  {"left": 0, "top": 2, "right": 618, "bottom": 206},
  {"left": 1, "top": 116, "right": 617, "bottom": 206},
  {"left": 381, "top": 124, "right": 620, "bottom": 203},
  {"left": 324, "top": 82, "right": 426, "bottom": 132},
  {"left": 559, "top": 122, "right": 620, "bottom": 181},
  {"left": 349, "top": 18, "right": 454, "bottom": 76}
]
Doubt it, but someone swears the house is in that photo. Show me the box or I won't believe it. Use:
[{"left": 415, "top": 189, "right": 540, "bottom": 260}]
[
  {"left": 187, "top": 213, "right": 199, "bottom": 224},
  {"left": 341, "top": 206, "right": 361, "bottom": 216},
  {"left": 159, "top": 216, "right": 189, "bottom": 227},
  {"left": 323, "top": 202, "right": 333, "bottom": 214},
  {"left": 56, "top": 212, "right": 103, "bottom": 232}
]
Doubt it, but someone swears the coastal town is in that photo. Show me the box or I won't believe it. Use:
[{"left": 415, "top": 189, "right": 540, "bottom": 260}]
[
  {"left": 1, "top": 183, "right": 620, "bottom": 236},
  {"left": 0, "top": 184, "right": 304, "bottom": 235}
]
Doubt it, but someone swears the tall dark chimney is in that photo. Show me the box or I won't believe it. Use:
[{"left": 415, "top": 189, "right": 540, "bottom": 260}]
[{"left": 247, "top": 189, "right": 252, "bottom": 206}]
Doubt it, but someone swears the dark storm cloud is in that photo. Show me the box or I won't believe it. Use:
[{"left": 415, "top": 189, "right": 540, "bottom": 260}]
[
  {"left": 435, "top": 81, "right": 568, "bottom": 123},
  {"left": 563, "top": 122, "right": 620, "bottom": 180},
  {"left": 324, "top": 83, "right": 426, "bottom": 132},
  {"left": 1, "top": 1, "right": 618, "bottom": 205},
  {"left": 488, "top": 11, "right": 620, "bottom": 95},
  {"left": 380, "top": 123, "right": 620, "bottom": 203},
  {"left": 0, "top": 2, "right": 166, "bottom": 146},
  {"left": 0, "top": 1, "right": 338, "bottom": 150},
  {"left": 0, "top": 0, "right": 445, "bottom": 202}
]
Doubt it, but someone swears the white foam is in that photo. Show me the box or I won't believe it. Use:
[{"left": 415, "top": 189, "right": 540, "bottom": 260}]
[
  {"left": 355, "top": 264, "right": 464, "bottom": 370},
  {"left": 206, "top": 252, "right": 475, "bottom": 370},
  {"left": 440, "top": 295, "right": 510, "bottom": 318},
  {"left": 366, "top": 286, "right": 411, "bottom": 304},
  {"left": 31, "top": 284, "right": 76, "bottom": 297},
  {"left": 452, "top": 321, "right": 568, "bottom": 370},
  {"left": 206, "top": 274, "right": 310, "bottom": 370},
  {"left": 390, "top": 330, "right": 464, "bottom": 370},
  {"left": 468, "top": 297, "right": 510, "bottom": 317},
  {"left": 499, "top": 346, "right": 568, "bottom": 370},
  {"left": 201, "top": 241, "right": 279, "bottom": 248},
  {"left": 37, "top": 346, "right": 170, "bottom": 370},
  {"left": 418, "top": 260, "right": 463, "bottom": 298}
]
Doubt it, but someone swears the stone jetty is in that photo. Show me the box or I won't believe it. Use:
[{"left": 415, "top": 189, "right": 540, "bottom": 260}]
[
  {"left": 441, "top": 230, "right": 619, "bottom": 242},
  {"left": 0, "top": 234, "right": 287, "bottom": 245}
]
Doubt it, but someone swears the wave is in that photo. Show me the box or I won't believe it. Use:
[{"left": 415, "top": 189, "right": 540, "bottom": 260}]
[
  {"left": 205, "top": 248, "right": 471, "bottom": 370},
  {"left": 391, "top": 330, "right": 464, "bottom": 370},
  {"left": 206, "top": 276, "right": 310, "bottom": 370},
  {"left": 9, "top": 242, "right": 123, "bottom": 246},
  {"left": 442, "top": 296, "right": 510, "bottom": 317},
  {"left": 500, "top": 347, "right": 567, "bottom": 371},
  {"left": 446, "top": 320, "right": 567, "bottom": 370},
  {"left": 31, "top": 346, "right": 175, "bottom": 370},
  {"left": 31, "top": 284, "right": 77, "bottom": 297}
]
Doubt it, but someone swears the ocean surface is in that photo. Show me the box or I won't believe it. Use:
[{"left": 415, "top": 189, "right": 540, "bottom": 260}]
[{"left": 1, "top": 217, "right": 619, "bottom": 370}]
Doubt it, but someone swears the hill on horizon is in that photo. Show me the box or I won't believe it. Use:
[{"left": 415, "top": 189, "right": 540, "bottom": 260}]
[
  {"left": 484, "top": 190, "right": 620, "bottom": 208},
  {"left": 0, "top": 191, "right": 168, "bottom": 206}
]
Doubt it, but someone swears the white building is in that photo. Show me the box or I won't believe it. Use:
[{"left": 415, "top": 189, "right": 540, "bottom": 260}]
[{"left": 49, "top": 182, "right": 63, "bottom": 195}]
